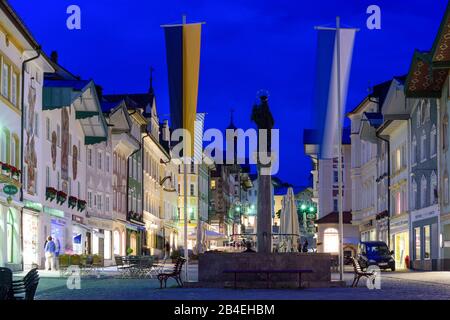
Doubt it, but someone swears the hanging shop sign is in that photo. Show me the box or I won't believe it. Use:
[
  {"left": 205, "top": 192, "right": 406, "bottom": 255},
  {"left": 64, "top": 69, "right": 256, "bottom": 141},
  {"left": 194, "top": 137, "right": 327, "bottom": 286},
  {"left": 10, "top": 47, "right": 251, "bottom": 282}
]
[
  {"left": 72, "top": 214, "right": 84, "bottom": 224},
  {"left": 3, "top": 184, "right": 18, "bottom": 195}
]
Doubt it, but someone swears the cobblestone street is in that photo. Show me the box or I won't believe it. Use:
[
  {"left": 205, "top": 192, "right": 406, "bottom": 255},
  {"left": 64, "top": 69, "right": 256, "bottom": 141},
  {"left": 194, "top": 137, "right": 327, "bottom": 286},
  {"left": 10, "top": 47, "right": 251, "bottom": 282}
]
[{"left": 21, "top": 266, "right": 450, "bottom": 300}]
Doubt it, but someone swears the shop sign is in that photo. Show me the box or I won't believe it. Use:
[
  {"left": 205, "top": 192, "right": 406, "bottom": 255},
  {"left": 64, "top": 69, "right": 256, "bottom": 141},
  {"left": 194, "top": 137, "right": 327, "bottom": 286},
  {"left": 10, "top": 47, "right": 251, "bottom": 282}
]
[
  {"left": 44, "top": 206, "right": 65, "bottom": 218},
  {"left": 3, "top": 184, "right": 18, "bottom": 195},
  {"left": 24, "top": 200, "right": 43, "bottom": 212},
  {"left": 72, "top": 214, "right": 84, "bottom": 224}
]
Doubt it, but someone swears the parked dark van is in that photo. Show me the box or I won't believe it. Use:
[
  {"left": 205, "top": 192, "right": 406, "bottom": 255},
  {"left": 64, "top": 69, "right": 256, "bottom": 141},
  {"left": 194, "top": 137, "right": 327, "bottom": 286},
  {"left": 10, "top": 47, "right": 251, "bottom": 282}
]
[{"left": 357, "top": 241, "right": 395, "bottom": 271}]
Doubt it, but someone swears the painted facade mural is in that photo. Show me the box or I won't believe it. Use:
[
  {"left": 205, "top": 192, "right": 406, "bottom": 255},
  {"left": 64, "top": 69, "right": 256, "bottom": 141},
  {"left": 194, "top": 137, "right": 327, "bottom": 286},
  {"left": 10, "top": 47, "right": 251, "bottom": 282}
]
[{"left": 24, "top": 82, "right": 37, "bottom": 195}]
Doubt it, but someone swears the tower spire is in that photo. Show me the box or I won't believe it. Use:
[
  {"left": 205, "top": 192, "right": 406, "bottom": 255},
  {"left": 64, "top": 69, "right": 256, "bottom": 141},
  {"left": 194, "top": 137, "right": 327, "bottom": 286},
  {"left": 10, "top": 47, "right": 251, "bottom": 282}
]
[{"left": 149, "top": 66, "right": 155, "bottom": 94}]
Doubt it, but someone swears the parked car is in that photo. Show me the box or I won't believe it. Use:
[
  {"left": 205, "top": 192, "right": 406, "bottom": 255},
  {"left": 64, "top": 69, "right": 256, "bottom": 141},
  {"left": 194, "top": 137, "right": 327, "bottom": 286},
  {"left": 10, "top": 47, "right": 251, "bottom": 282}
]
[{"left": 357, "top": 241, "right": 395, "bottom": 271}]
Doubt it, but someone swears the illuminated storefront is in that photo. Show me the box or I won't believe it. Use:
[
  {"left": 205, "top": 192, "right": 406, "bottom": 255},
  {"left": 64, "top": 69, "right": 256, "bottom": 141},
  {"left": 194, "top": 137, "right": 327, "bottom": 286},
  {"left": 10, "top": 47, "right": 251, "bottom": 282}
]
[{"left": 390, "top": 214, "right": 409, "bottom": 270}]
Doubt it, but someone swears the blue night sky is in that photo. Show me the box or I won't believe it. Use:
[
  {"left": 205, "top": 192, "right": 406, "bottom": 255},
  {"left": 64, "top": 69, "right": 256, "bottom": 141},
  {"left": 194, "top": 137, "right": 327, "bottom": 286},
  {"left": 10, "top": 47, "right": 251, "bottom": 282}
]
[{"left": 9, "top": 0, "right": 448, "bottom": 187}]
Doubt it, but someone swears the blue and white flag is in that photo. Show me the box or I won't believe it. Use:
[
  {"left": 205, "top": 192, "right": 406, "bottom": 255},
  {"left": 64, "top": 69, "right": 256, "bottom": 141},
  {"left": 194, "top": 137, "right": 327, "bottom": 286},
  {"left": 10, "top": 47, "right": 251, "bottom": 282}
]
[{"left": 314, "top": 28, "right": 356, "bottom": 159}]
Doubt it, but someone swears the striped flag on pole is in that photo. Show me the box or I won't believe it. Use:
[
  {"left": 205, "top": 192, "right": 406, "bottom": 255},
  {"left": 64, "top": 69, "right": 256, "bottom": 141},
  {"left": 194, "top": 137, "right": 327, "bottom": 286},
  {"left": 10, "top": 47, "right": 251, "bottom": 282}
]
[
  {"left": 314, "top": 27, "right": 356, "bottom": 159},
  {"left": 163, "top": 22, "right": 203, "bottom": 158}
]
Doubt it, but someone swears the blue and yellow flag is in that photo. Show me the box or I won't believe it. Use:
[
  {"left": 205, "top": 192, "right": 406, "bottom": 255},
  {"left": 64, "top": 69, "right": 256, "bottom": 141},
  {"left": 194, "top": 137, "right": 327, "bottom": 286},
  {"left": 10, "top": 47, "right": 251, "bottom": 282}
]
[{"left": 164, "top": 23, "right": 202, "bottom": 157}]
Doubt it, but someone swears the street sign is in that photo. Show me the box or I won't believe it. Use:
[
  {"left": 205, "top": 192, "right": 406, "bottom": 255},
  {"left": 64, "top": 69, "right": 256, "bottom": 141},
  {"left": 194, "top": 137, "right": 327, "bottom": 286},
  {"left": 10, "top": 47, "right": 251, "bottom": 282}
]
[{"left": 3, "top": 184, "right": 18, "bottom": 195}]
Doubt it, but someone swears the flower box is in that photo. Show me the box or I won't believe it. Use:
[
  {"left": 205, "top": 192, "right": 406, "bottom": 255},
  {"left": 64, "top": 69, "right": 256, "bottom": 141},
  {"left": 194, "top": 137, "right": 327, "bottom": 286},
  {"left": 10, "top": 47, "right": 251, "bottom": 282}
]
[
  {"left": 1, "top": 162, "right": 11, "bottom": 176},
  {"left": 68, "top": 196, "right": 78, "bottom": 209},
  {"left": 56, "top": 190, "right": 67, "bottom": 205},
  {"left": 77, "top": 199, "right": 87, "bottom": 212},
  {"left": 46, "top": 187, "right": 57, "bottom": 202}
]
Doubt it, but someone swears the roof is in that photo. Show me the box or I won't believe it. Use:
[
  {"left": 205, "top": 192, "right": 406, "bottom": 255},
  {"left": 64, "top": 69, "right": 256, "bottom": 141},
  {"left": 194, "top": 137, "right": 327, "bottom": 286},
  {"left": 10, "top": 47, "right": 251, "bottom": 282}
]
[
  {"left": 104, "top": 93, "right": 154, "bottom": 110},
  {"left": 315, "top": 211, "right": 352, "bottom": 224},
  {"left": 404, "top": 50, "right": 447, "bottom": 98},
  {"left": 431, "top": 1, "right": 450, "bottom": 67}
]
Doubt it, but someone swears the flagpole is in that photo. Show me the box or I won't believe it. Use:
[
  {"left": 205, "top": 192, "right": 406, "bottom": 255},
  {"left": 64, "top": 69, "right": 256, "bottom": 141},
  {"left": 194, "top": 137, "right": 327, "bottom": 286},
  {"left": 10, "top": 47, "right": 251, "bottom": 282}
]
[
  {"left": 181, "top": 13, "right": 190, "bottom": 283},
  {"left": 336, "top": 16, "right": 344, "bottom": 282}
]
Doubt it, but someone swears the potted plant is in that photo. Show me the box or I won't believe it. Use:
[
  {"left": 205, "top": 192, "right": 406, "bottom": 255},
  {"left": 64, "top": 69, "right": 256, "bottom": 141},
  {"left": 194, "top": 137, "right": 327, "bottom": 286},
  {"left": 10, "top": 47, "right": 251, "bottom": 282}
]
[
  {"left": 10, "top": 166, "right": 20, "bottom": 181},
  {"left": 77, "top": 199, "right": 87, "bottom": 212},
  {"left": 126, "top": 247, "right": 134, "bottom": 256},
  {"left": 1, "top": 162, "right": 11, "bottom": 176},
  {"left": 56, "top": 190, "right": 67, "bottom": 205},
  {"left": 46, "top": 187, "right": 57, "bottom": 202},
  {"left": 68, "top": 196, "right": 78, "bottom": 209}
]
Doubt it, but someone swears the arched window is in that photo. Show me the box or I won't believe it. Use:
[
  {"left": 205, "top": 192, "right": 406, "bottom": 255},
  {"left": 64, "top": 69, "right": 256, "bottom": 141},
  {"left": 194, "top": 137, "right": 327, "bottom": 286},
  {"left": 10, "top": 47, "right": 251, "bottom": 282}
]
[
  {"left": 11, "top": 134, "right": 19, "bottom": 168},
  {"left": 431, "top": 171, "right": 437, "bottom": 205},
  {"left": 421, "top": 175, "right": 427, "bottom": 208},
  {"left": 421, "top": 129, "right": 427, "bottom": 161},
  {"left": 431, "top": 124, "right": 437, "bottom": 157},
  {"left": 412, "top": 178, "right": 417, "bottom": 210},
  {"left": 412, "top": 135, "right": 417, "bottom": 165},
  {"left": 323, "top": 228, "right": 339, "bottom": 253},
  {"left": 417, "top": 103, "right": 422, "bottom": 128}
]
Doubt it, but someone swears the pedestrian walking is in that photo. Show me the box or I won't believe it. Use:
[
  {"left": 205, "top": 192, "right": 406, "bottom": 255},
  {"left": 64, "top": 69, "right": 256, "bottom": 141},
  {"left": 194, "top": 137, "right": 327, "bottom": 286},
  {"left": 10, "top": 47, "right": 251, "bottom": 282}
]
[{"left": 302, "top": 239, "right": 309, "bottom": 253}]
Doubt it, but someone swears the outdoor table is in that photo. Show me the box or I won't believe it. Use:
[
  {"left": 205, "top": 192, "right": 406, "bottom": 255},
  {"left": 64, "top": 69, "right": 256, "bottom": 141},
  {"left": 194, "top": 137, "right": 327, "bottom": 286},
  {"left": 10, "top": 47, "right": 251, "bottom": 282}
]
[{"left": 223, "top": 269, "right": 314, "bottom": 289}]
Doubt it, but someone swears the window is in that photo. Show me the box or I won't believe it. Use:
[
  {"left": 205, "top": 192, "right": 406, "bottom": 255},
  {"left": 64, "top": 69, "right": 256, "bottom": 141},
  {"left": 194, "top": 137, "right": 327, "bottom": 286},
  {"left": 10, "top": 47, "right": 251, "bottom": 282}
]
[
  {"left": 412, "top": 135, "right": 417, "bottom": 165},
  {"left": 411, "top": 179, "right": 417, "bottom": 210},
  {"left": 11, "top": 72, "right": 17, "bottom": 106},
  {"left": 211, "top": 180, "right": 216, "bottom": 190},
  {"left": 431, "top": 171, "right": 437, "bottom": 205},
  {"left": 420, "top": 175, "right": 427, "bottom": 208},
  {"left": 178, "top": 184, "right": 181, "bottom": 194},
  {"left": 97, "top": 194, "right": 102, "bottom": 211},
  {"left": 98, "top": 151, "right": 102, "bottom": 170},
  {"left": 420, "top": 130, "right": 426, "bottom": 162},
  {"left": 69, "top": 135, "right": 72, "bottom": 156},
  {"left": 324, "top": 228, "right": 339, "bottom": 253},
  {"left": 415, "top": 227, "right": 421, "bottom": 260},
  {"left": 57, "top": 171, "right": 60, "bottom": 190},
  {"left": 2, "top": 62, "right": 10, "bottom": 98},
  {"left": 87, "top": 149, "right": 92, "bottom": 166},
  {"left": 77, "top": 182, "right": 81, "bottom": 198},
  {"left": 333, "top": 171, "right": 338, "bottom": 183},
  {"left": 416, "top": 105, "right": 421, "bottom": 128},
  {"left": 10, "top": 136, "right": 16, "bottom": 168},
  {"left": 395, "top": 191, "right": 401, "bottom": 214},
  {"left": 424, "top": 225, "right": 431, "bottom": 260},
  {"left": 0, "top": 130, "right": 6, "bottom": 163},
  {"left": 431, "top": 125, "right": 437, "bottom": 157},
  {"left": 106, "top": 154, "right": 110, "bottom": 173},
  {"left": 46, "top": 118, "right": 50, "bottom": 141},
  {"left": 46, "top": 166, "right": 50, "bottom": 187},
  {"left": 190, "top": 184, "right": 195, "bottom": 196},
  {"left": 190, "top": 161, "right": 195, "bottom": 174},
  {"left": 333, "top": 198, "right": 338, "bottom": 212},
  {"left": 87, "top": 191, "right": 93, "bottom": 208},
  {"left": 56, "top": 124, "right": 61, "bottom": 147}
]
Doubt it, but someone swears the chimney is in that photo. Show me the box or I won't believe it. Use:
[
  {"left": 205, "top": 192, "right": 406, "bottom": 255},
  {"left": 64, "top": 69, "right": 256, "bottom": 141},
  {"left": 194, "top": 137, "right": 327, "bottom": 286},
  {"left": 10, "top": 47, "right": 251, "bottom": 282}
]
[{"left": 50, "top": 51, "right": 58, "bottom": 63}]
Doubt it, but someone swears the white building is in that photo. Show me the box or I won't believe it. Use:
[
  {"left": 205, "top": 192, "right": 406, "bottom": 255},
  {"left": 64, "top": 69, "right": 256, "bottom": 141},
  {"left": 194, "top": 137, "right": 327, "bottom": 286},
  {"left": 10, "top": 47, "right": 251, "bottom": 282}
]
[{"left": 0, "top": 2, "right": 54, "bottom": 271}]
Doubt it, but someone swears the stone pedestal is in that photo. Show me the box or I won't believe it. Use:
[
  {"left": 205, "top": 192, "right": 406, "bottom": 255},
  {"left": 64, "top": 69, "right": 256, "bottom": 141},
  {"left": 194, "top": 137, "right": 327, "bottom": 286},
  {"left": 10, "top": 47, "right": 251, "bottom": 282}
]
[{"left": 257, "top": 167, "right": 272, "bottom": 253}]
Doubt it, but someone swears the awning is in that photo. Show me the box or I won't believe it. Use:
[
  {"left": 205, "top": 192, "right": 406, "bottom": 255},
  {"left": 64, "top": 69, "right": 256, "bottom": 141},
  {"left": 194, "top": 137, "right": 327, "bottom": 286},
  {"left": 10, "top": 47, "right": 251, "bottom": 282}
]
[{"left": 205, "top": 230, "right": 227, "bottom": 240}]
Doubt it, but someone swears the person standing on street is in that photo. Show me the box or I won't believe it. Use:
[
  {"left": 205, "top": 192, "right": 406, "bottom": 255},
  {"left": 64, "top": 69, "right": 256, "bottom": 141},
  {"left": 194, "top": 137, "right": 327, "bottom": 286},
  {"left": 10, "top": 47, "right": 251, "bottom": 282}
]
[{"left": 44, "top": 236, "right": 56, "bottom": 270}]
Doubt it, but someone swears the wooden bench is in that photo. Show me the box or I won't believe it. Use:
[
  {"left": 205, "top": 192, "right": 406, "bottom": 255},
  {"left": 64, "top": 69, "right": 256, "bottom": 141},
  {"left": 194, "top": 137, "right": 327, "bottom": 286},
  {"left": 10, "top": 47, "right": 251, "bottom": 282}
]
[
  {"left": 157, "top": 257, "right": 186, "bottom": 288},
  {"left": 223, "top": 269, "right": 313, "bottom": 289},
  {"left": 350, "top": 257, "right": 375, "bottom": 287}
]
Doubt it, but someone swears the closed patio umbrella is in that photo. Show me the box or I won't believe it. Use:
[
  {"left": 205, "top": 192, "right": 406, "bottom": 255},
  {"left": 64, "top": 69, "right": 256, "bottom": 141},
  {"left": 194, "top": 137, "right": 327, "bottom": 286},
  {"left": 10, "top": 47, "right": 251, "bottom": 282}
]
[{"left": 280, "top": 187, "right": 300, "bottom": 252}]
